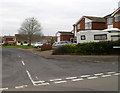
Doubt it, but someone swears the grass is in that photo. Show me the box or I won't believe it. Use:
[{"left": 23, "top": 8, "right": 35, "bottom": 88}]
[
  {"left": 35, "top": 49, "right": 44, "bottom": 52},
  {"left": 2, "top": 45, "right": 34, "bottom": 49}
]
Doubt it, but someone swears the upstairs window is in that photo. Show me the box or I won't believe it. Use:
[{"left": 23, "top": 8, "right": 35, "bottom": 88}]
[
  {"left": 77, "top": 24, "right": 80, "bottom": 29},
  {"left": 114, "top": 14, "right": 120, "bottom": 22},
  {"left": 107, "top": 17, "right": 113, "bottom": 25},
  {"left": 85, "top": 22, "right": 91, "bottom": 29}
]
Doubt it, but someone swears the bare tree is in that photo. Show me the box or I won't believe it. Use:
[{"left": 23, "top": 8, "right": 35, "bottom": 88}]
[{"left": 18, "top": 17, "right": 43, "bottom": 45}]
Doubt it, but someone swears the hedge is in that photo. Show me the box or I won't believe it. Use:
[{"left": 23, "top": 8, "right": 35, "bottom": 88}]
[{"left": 52, "top": 40, "right": 120, "bottom": 55}]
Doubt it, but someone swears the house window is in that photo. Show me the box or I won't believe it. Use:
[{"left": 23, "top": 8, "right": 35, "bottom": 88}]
[
  {"left": 24, "top": 41, "right": 27, "bottom": 44},
  {"left": 18, "top": 41, "right": 21, "bottom": 43},
  {"left": 94, "top": 34, "right": 107, "bottom": 40},
  {"left": 85, "top": 22, "right": 91, "bottom": 29},
  {"left": 77, "top": 24, "right": 80, "bottom": 29},
  {"left": 81, "top": 35, "right": 86, "bottom": 40},
  {"left": 107, "top": 17, "right": 113, "bottom": 25},
  {"left": 114, "top": 14, "right": 120, "bottom": 22}
]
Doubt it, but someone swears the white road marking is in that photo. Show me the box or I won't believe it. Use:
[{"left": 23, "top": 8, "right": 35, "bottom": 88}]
[
  {"left": 87, "top": 76, "right": 98, "bottom": 79},
  {"left": 107, "top": 72, "right": 116, "bottom": 74},
  {"left": 94, "top": 73, "right": 103, "bottom": 76},
  {"left": 35, "top": 83, "right": 50, "bottom": 86},
  {"left": 26, "top": 70, "right": 35, "bottom": 85},
  {"left": 66, "top": 77, "right": 77, "bottom": 80},
  {"left": 50, "top": 78, "right": 62, "bottom": 81},
  {"left": 0, "top": 88, "right": 8, "bottom": 91},
  {"left": 72, "top": 78, "right": 84, "bottom": 81},
  {"left": 15, "top": 85, "right": 27, "bottom": 89},
  {"left": 21, "top": 61, "right": 25, "bottom": 66},
  {"left": 19, "top": 56, "right": 21, "bottom": 58},
  {"left": 101, "top": 75, "right": 111, "bottom": 77},
  {"left": 113, "top": 73, "right": 120, "bottom": 76},
  {"left": 80, "top": 75, "right": 91, "bottom": 77},
  {"left": 34, "top": 80, "right": 45, "bottom": 83},
  {"left": 54, "top": 81, "right": 67, "bottom": 84}
]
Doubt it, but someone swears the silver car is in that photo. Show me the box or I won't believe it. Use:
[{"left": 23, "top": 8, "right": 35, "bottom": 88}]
[{"left": 52, "top": 41, "right": 72, "bottom": 49}]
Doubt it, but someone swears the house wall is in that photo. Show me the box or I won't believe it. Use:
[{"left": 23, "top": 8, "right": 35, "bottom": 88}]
[
  {"left": 76, "top": 17, "right": 85, "bottom": 32},
  {"left": 113, "top": 10, "right": 120, "bottom": 29},
  {"left": 92, "top": 22, "right": 106, "bottom": 30},
  {"left": 77, "top": 30, "right": 110, "bottom": 43},
  {"left": 60, "top": 35, "right": 74, "bottom": 41}
]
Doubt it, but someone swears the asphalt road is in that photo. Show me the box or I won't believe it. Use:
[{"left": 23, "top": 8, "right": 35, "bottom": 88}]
[{"left": 1, "top": 48, "right": 119, "bottom": 91}]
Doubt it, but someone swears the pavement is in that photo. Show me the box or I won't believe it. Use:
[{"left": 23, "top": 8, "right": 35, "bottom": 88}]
[
  {"left": 1, "top": 47, "right": 120, "bottom": 92},
  {"left": 21, "top": 48, "right": 119, "bottom": 63}
]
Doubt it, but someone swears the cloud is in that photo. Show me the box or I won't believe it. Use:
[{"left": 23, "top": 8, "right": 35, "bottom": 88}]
[{"left": 0, "top": 0, "right": 119, "bottom": 36}]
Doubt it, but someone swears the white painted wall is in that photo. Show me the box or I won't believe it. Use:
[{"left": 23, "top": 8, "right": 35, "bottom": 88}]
[{"left": 77, "top": 30, "right": 111, "bottom": 43}]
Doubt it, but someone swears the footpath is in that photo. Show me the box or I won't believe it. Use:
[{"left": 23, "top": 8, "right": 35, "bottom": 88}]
[{"left": 20, "top": 48, "right": 119, "bottom": 63}]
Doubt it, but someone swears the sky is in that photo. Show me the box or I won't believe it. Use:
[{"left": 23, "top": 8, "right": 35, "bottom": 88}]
[{"left": 0, "top": 0, "right": 120, "bottom": 36}]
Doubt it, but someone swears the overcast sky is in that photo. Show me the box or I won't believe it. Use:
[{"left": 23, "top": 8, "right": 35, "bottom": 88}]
[{"left": 0, "top": 0, "right": 119, "bottom": 36}]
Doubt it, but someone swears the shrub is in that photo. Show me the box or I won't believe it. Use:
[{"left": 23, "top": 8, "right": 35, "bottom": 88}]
[
  {"left": 41, "top": 43, "right": 52, "bottom": 51},
  {"left": 52, "top": 40, "right": 120, "bottom": 55}
]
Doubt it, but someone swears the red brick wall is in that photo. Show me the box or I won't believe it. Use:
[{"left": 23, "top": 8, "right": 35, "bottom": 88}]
[
  {"left": 113, "top": 10, "right": 120, "bottom": 29},
  {"left": 92, "top": 22, "right": 106, "bottom": 30},
  {"left": 60, "top": 35, "right": 74, "bottom": 41},
  {"left": 5, "top": 38, "right": 14, "bottom": 41},
  {"left": 76, "top": 18, "right": 85, "bottom": 32}
]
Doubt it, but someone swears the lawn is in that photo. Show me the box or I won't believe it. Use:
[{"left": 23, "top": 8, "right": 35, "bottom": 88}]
[{"left": 2, "top": 45, "right": 34, "bottom": 49}]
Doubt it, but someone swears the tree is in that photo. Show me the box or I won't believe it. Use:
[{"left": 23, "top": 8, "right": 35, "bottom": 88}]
[{"left": 18, "top": 17, "right": 43, "bottom": 45}]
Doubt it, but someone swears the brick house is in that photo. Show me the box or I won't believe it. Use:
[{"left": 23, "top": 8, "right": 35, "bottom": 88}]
[
  {"left": 75, "top": 6, "right": 120, "bottom": 43},
  {"left": 56, "top": 31, "right": 74, "bottom": 42},
  {"left": 2, "top": 36, "right": 16, "bottom": 45},
  {"left": 15, "top": 34, "right": 55, "bottom": 45},
  {"left": 105, "top": 7, "right": 120, "bottom": 29},
  {"left": 76, "top": 16, "right": 106, "bottom": 32}
]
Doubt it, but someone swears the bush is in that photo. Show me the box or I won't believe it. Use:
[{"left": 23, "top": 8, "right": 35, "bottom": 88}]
[
  {"left": 52, "top": 40, "right": 120, "bottom": 55},
  {"left": 41, "top": 44, "right": 52, "bottom": 51}
]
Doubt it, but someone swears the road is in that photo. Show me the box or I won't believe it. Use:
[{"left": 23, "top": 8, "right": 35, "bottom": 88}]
[{"left": 1, "top": 48, "right": 119, "bottom": 91}]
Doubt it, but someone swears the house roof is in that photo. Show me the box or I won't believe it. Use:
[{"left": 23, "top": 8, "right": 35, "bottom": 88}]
[
  {"left": 76, "top": 16, "right": 105, "bottom": 24},
  {"left": 3, "top": 36, "right": 15, "bottom": 41},
  {"left": 56, "top": 31, "right": 74, "bottom": 35},
  {"left": 84, "top": 16, "right": 106, "bottom": 22},
  {"left": 104, "top": 7, "right": 120, "bottom": 18},
  {"left": 15, "top": 34, "right": 53, "bottom": 42}
]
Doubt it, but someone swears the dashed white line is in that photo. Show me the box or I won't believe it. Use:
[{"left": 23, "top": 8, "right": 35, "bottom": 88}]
[
  {"left": 35, "top": 83, "right": 50, "bottom": 86},
  {"left": 80, "top": 75, "right": 91, "bottom": 78},
  {"left": 66, "top": 77, "right": 77, "bottom": 80},
  {"left": 87, "top": 76, "right": 98, "bottom": 79},
  {"left": 15, "top": 85, "right": 28, "bottom": 89},
  {"left": 54, "top": 81, "right": 67, "bottom": 84},
  {"left": 34, "top": 80, "right": 45, "bottom": 83},
  {"left": 113, "top": 73, "right": 120, "bottom": 76},
  {"left": 0, "top": 88, "right": 8, "bottom": 91},
  {"left": 19, "top": 56, "right": 21, "bottom": 58},
  {"left": 101, "top": 75, "right": 111, "bottom": 77},
  {"left": 72, "top": 78, "right": 84, "bottom": 81},
  {"left": 107, "top": 72, "right": 116, "bottom": 74},
  {"left": 50, "top": 78, "right": 62, "bottom": 82},
  {"left": 21, "top": 60, "right": 25, "bottom": 66},
  {"left": 94, "top": 73, "right": 103, "bottom": 76}
]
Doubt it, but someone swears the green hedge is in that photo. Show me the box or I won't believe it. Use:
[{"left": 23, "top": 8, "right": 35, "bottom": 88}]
[{"left": 52, "top": 40, "right": 120, "bottom": 55}]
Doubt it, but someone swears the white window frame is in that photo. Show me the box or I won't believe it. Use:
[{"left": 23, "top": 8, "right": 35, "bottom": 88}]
[
  {"left": 85, "top": 22, "right": 91, "bottom": 29},
  {"left": 114, "top": 14, "right": 120, "bottom": 22},
  {"left": 107, "top": 17, "right": 113, "bottom": 25},
  {"left": 77, "top": 24, "right": 80, "bottom": 29}
]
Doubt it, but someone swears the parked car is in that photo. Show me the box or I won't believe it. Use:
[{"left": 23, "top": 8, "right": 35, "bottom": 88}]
[
  {"left": 52, "top": 41, "right": 72, "bottom": 49},
  {"left": 33, "top": 42, "right": 43, "bottom": 48}
]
